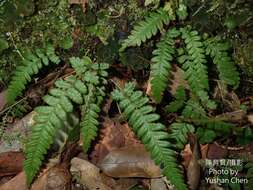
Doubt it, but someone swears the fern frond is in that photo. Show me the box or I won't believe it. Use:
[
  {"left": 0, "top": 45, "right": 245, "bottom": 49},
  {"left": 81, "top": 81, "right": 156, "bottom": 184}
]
[
  {"left": 205, "top": 37, "right": 240, "bottom": 87},
  {"left": 81, "top": 102, "right": 100, "bottom": 152},
  {"left": 80, "top": 85, "right": 107, "bottom": 153},
  {"left": 24, "top": 76, "right": 86, "bottom": 184},
  {"left": 112, "top": 82, "right": 187, "bottom": 190},
  {"left": 24, "top": 57, "right": 108, "bottom": 185},
  {"left": 73, "top": 58, "right": 109, "bottom": 152},
  {"left": 179, "top": 28, "right": 216, "bottom": 109},
  {"left": 7, "top": 44, "right": 60, "bottom": 104},
  {"left": 150, "top": 28, "right": 180, "bottom": 103},
  {"left": 179, "top": 28, "right": 208, "bottom": 91},
  {"left": 165, "top": 86, "right": 186, "bottom": 112},
  {"left": 169, "top": 123, "right": 195, "bottom": 149},
  {"left": 120, "top": 8, "right": 172, "bottom": 51}
]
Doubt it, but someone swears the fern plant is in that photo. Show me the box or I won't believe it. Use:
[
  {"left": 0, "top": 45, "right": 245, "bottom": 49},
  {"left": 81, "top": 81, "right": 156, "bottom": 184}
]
[
  {"left": 120, "top": 1, "right": 239, "bottom": 149},
  {"left": 7, "top": 44, "right": 60, "bottom": 104},
  {"left": 24, "top": 56, "right": 108, "bottom": 185},
  {"left": 121, "top": 7, "right": 239, "bottom": 105},
  {"left": 112, "top": 82, "right": 188, "bottom": 190}
]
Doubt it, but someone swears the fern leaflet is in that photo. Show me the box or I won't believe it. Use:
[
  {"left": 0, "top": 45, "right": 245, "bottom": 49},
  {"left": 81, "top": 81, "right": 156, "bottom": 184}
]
[
  {"left": 150, "top": 28, "right": 180, "bottom": 103},
  {"left": 120, "top": 8, "right": 172, "bottom": 51},
  {"left": 112, "top": 82, "right": 187, "bottom": 190},
  {"left": 179, "top": 28, "right": 216, "bottom": 109},
  {"left": 205, "top": 37, "right": 240, "bottom": 87},
  {"left": 7, "top": 44, "right": 60, "bottom": 104}
]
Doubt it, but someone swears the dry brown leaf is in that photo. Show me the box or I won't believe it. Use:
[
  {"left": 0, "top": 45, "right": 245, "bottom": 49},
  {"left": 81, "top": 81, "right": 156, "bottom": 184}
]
[
  {"left": 169, "top": 65, "right": 189, "bottom": 95},
  {"left": 146, "top": 64, "right": 188, "bottom": 99},
  {"left": 90, "top": 117, "right": 141, "bottom": 164},
  {"left": 214, "top": 82, "right": 241, "bottom": 111},
  {"left": 207, "top": 143, "right": 228, "bottom": 159},
  {"left": 71, "top": 157, "right": 116, "bottom": 190},
  {"left": 150, "top": 178, "right": 167, "bottom": 190},
  {"left": 0, "top": 152, "right": 24, "bottom": 177},
  {"left": 186, "top": 134, "right": 201, "bottom": 190},
  {"left": 31, "top": 164, "right": 71, "bottom": 190},
  {"left": 98, "top": 146, "right": 161, "bottom": 178},
  {"left": 0, "top": 172, "right": 28, "bottom": 190}
]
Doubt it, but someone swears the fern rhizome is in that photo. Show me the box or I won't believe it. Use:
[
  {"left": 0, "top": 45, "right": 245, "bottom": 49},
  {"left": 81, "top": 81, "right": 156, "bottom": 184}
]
[{"left": 4, "top": 1, "right": 244, "bottom": 190}]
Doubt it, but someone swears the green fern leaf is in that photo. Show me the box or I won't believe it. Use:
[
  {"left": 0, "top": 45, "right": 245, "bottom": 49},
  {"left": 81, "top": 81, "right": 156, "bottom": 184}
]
[
  {"left": 179, "top": 28, "right": 208, "bottom": 91},
  {"left": 7, "top": 44, "right": 60, "bottom": 104},
  {"left": 80, "top": 63, "right": 108, "bottom": 152},
  {"left": 150, "top": 28, "right": 180, "bottom": 103},
  {"left": 24, "top": 57, "right": 108, "bottom": 185},
  {"left": 81, "top": 102, "right": 100, "bottom": 152},
  {"left": 179, "top": 28, "right": 216, "bottom": 109},
  {"left": 120, "top": 8, "right": 172, "bottom": 51},
  {"left": 205, "top": 37, "right": 240, "bottom": 87},
  {"left": 112, "top": 82, "right": 187, "bottom": 190},
  {"left": 24, "top": 77, "right": 86, "bottom": 184}
]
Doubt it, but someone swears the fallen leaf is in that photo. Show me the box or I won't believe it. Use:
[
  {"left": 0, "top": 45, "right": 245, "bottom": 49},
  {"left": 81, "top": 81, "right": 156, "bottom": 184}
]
[
  {"left": 214, "top": 82, "right": 241, "bottom": 111},
  {"left": 71, "top": 157, "right": 115, "bottom": 190},
  {"left": 187, "top": 134, "right": 201, "bottom": 190},
  {"left": 146, "top": 64, "right": 188, "bottom": 99},
  {"left": 0, "top": 152, "right": 24, "bottom": 177},
  {"left": 90, "top": 117, "right": 141, "bottom": 164},
  {"left": 207, "top": 143, "right": 228, "bottom": 159},
  {"left": 150, "top": 178, "right": 167, "bottom": 190},
  {"left": 31, "top": 164, "right": 71, "bottom": 190},
  {"left": 98, "top": 146, "right": 161, "bottom": 178},
  {"left": 0, "top": 172, "right": 28, "bottom": 190}
]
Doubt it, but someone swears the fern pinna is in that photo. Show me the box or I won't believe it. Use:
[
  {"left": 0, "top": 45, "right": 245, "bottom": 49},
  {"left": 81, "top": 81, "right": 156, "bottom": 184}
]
[
  {"left": 121, "top": 4, "right": 240, "bottom": 106},
  {"left": 205, "top": 37, "right": 239, "bottom": 87},
  {"left": 7, "top": 44, "right": 60, "bottom": 104},
  {"left": 150, "top": 28, "right": 180, "bottom": 103},
  {"left": 120, "top": 8, "right": 173, "bottom": 51},
  {"left": 112, "top": 82, "right": 188, "bottom": 190},
  {"left": 179, "top": 27, "right": 217, "bottom": 109},
  {"left": 24, "top": 56, "right": 108, "bottom": 185}
]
